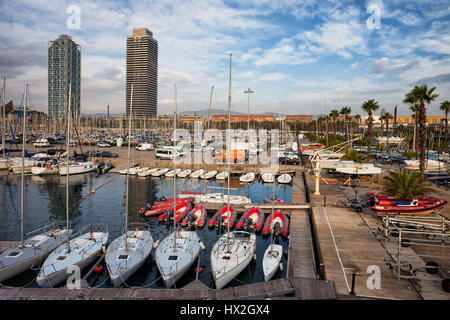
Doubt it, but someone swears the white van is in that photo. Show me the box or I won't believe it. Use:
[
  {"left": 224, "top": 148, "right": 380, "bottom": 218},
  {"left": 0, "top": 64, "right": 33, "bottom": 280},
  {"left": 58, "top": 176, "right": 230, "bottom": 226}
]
[
  {"left": 34, "top": 138, "right": 50, "bottom": 147},
  {"left": 136, "top": 143, "right": 153, "bottom": 151},
  {"left": 155, "top": 146, "right": 184, "bottom": 160}
]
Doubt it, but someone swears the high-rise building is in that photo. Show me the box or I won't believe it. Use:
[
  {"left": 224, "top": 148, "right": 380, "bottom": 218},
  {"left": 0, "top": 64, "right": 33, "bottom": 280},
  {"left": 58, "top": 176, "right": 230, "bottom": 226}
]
[
  {"left": 126, "top": 28, "right": 158, "bottom": 117},
  {"left": 47, "top": 34, "right": 81, "bottom": 119}
]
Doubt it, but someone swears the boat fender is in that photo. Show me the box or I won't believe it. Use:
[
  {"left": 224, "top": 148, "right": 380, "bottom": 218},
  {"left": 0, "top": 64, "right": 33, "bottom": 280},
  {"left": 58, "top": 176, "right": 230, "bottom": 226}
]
[
  {"left": 194, "top": 267, "right": 204, "bottom": 273},
  {"left": 199, "top": 242, "right": 205, "bottom": 250},
  {"left": 94, "top": 265, "right": 103, "bottom": 273},
  {"left": 153, "top": 240, "right": 160, "bottom": 248},
  {"left": 91, "top": 189, "right": 96, "bottom": 194},
  {"left": 279, "top": 263, "right": 283, "bottom": 271}
]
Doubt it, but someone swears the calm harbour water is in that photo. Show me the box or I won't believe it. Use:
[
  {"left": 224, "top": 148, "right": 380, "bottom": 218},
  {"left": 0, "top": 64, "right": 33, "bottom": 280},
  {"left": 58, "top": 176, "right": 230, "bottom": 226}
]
[{"left": 0, "top": 171, "right": 292, "bottom": 289}]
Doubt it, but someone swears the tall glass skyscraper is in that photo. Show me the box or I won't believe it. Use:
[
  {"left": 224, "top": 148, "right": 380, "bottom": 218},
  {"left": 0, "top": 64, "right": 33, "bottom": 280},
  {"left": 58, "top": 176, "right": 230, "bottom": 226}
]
[
  {"left": 126, "top": 28, "right": 158, "bottom": 117},
  {"left": 48, "top": 34, "right": 81, "bottom": 119}
]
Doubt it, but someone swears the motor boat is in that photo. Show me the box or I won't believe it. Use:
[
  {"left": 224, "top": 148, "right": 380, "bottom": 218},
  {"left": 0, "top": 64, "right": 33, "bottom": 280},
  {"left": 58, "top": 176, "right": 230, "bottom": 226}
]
[
  {"left": 177, "top": 169, "right": 192, "bottom": 178},
  {"left": 277, "top": 173, "right": 292, "bottom": 184},
  {"left": 215, "top": 171, "right": 229, "bottom": 180},
  {"left": 158, "top": 201, "right": 192, "bottom": 223},
  {"left": 236, "top": 207, "right": 265, "bottom": 232},
  {"left": 208, "top": 205, "right": 237, "bottom": 228},
  {"left": 189, "top": 169, "right": 204, "bottom": 179},
  {"left": 180, "top": 206, "right": 207, "bottom": 228},
  {"left": 200, "top": 170, "right": 217, "bottom": 180},
  {"left": 369, "top": 194, "right": 448, "bottom": 215},
  {"left": 120, "top": 166, "right": 140, "bottom": 175},
  {"left": 239, "top": 172, "right": 255, "bottom": 183},
  {"left": 139, "top": 197, "right": 194, "bottom": 218},
  {"left": 262, "top": 211, "right": 290, "bottom": 237},
  {"left": 137, "top": 168, "right": 159, "bottom": 177},
  {"left": 165, "top": 168, "right": 182, "bottom": 177},
  {"left": 262, "top": 244, "right": 283, "bottom": 282},
  {"left": 261, "top": 173, "right": 275, "bottom": 183},
  {"left": 151, "top": 168, "right": 169, "bottom": 177}
]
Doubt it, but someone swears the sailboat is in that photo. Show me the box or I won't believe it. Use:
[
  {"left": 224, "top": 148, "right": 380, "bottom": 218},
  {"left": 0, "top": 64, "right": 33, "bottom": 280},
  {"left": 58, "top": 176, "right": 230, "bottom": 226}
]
[
  {"left": 105, "top": 85, "right": 153, "bottom": 287},
  {"left": 155, "top": 84, "right": 203, "bottom": 288},
  {"left": 210, "top": 53, "right": 257, "bottom": 289},
  {"left": 0, "top": 84, "right": 70, "bottom": 283},
  {"left": 262, "top": 182, "right": 283, "bottom": 281},
  {"left": 36, "top": 84, "right": 109, "bottom": 287}
]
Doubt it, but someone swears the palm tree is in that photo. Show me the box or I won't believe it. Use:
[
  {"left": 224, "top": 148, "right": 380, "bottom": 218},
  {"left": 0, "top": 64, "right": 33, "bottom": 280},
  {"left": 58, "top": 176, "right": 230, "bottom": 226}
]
[
  {"left": 340, "top": 106, "right": 352, "bottom": 143},
  {"left": 380, "top": 111, "right": 393, "bottom": 151},
  {"left": 330, "top": 109, "right": 340, "bottom": 138},
  {"left": 361, "top": 99, "right": 380, "bottom": 160},
  {"left": 381, "top": 170, "right": 433, "bottom": 201},
  {"left": 404, "top": 85, "right": 439, "bottom": 174},
  {"left": 440, "top": 100, "right": 450, "bottom": 151},
  {"left": 404, "top": 92, "right": 420, "bottom": 152}
]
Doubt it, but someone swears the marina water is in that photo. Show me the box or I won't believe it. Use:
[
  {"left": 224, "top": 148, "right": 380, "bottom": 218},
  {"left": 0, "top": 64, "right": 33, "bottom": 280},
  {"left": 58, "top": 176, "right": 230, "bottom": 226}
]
[{"left": 0, "top": 171, "right": 291, "bottom": 288}]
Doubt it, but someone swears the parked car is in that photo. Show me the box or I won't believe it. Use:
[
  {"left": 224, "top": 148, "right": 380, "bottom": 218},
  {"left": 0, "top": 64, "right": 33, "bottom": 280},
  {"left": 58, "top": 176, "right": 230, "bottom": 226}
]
[
  {"left": 34, "top": 138, "right": 50, "bottom": 147},
  {"left": 136, "top": 143, "right": 154, "bottom": 151},
  {"left": 84, "top": 150, "right": 100, "bottom": 157},
  {"left": 97, "top": 142, "right": 111, "bottom": 147},
  {"left": 278, "top": 157, "right": 300, "bottom": 165},
  {"left": 99, "top": 150, "right": 118, "bottom": 158}
]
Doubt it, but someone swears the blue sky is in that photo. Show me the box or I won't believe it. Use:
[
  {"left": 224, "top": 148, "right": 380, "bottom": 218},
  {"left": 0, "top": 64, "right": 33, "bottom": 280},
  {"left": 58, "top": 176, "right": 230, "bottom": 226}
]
[{"left": 0, "top": 0, "right": 449, "bottom": 116}]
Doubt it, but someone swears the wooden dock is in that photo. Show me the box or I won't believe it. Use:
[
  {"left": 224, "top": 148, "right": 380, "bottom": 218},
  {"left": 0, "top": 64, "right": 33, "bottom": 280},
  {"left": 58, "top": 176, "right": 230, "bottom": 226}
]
[
  {"left": 0, "top": 278, "right": 335, "bottom": 300},
  {"left": 287, "top": 171, "right": 317, "bottom": 279}
]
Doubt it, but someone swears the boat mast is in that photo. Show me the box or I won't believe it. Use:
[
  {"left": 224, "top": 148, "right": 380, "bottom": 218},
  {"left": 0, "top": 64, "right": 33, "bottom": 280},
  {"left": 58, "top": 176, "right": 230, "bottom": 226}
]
[
  {"left": 226, "top": 53, "right": 232, "bottom": 249},
  {"left": 2, "top": 77, "right": 5, "bottom": 159},
  {"left": 66, "top": 84, "right": 72, "bottom": 253},
  {"left": 271, "top": 179, "right": 275, "bottom": 251},
  {"left": 20, "top": 84, "right": 28, "bottom": 248},
  {"left": 207, "top": 86, "right": 214, "bottom": 131},
  {"left": 125, "top": 84, "right": 134, "bottom": 253},
  {"left": 173, "top": 84, "right": 177, "bottom": 251}
]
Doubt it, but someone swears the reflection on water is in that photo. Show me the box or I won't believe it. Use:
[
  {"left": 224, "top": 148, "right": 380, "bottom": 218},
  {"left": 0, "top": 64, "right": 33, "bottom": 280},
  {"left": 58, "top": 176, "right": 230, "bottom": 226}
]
[{"left": 0, "top": 172, "right": 292, "bottom": 289}]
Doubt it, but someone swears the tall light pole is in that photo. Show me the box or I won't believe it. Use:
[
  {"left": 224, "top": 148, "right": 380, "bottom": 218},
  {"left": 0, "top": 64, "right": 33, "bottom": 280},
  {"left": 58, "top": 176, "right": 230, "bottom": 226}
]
[{"left": 244, "top": 88, "right": 254, "bottom": 131}]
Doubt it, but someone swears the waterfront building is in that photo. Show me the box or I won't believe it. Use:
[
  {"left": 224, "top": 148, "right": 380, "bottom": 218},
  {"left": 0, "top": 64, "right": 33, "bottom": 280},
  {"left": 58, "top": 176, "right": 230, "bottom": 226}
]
[
  {"left": 47, "top": 34, "right": 81, "bottom": 119},
  {"left": 126, "top": 28, "right": 158, "bottom": 117}
]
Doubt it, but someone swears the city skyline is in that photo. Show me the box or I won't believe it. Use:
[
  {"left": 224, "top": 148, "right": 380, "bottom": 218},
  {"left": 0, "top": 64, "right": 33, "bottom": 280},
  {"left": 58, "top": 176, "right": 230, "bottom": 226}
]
[{"left": 0, "top": 0, "right": 449, "bottom": 117}]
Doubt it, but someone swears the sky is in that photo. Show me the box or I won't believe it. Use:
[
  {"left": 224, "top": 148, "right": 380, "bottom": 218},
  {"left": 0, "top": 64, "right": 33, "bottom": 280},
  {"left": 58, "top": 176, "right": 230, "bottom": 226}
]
[{"left": 0, "top": 0, "right": 449, "bottom": 117}]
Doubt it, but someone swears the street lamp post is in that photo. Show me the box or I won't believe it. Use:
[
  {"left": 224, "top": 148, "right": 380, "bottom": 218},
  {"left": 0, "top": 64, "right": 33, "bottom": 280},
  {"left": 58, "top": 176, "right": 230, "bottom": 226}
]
[{"left": 244, "top": 88, "right": 254, "bottom": 131}]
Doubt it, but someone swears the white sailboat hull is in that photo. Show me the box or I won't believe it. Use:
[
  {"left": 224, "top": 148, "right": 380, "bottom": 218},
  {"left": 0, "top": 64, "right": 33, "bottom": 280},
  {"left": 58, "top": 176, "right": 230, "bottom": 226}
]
[
  {"left": 0, "top": 229, "right": 70, "bottom": 283},
  {"left": 36, "top": 232, "right": 108, "bottom": 287},
  {"left": 59, "top": 162, "right": 97, "bottom": 175},
  {"left": 155, "top": 231, "right": 201, "bottom": 288},
  {"left": 262, "top": 244, "right": 283, "bottom": 282},
  {"left": 105, "top": 230, "right": 153, "bottom": 287},
  {"left": 210, "top": 232, "right": 256, "bottom": 289}
]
